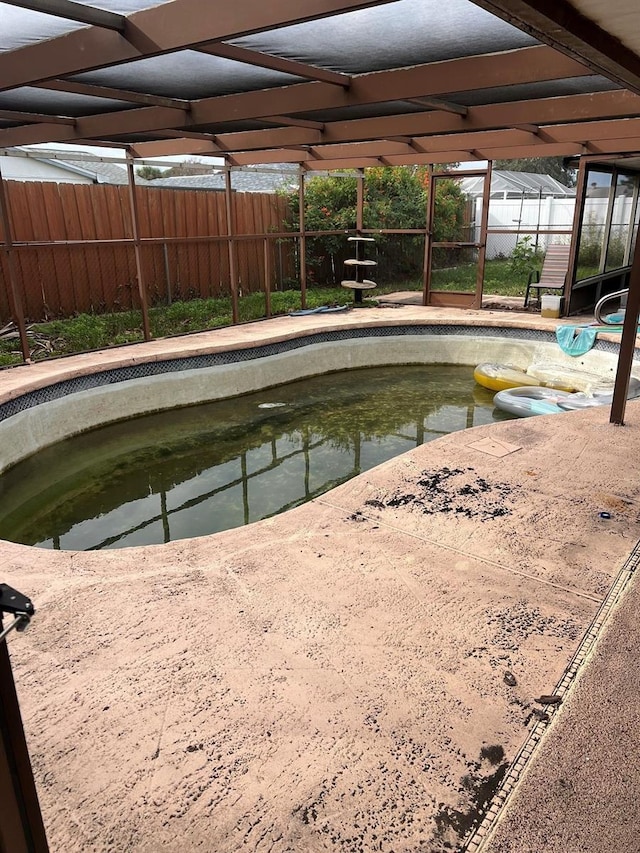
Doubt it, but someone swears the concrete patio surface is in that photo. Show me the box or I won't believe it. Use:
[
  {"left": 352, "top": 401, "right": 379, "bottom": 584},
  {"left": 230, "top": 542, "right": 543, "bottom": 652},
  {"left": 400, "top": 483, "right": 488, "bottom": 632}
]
[{"left": 2, "top": 306, "right": 639, "bottom": 852}]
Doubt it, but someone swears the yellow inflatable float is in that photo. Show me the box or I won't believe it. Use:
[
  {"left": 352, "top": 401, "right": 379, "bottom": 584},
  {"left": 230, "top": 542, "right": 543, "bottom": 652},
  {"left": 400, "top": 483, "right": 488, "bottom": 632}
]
[{"left": 473, "top": 362, "right": 613, "bottom": 394}]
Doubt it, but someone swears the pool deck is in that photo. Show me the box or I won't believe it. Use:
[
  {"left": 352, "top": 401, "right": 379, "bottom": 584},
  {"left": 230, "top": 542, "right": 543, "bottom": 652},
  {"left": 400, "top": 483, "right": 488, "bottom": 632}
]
[{"left": 2, "top": 305, "right": 640, "bottom": 852}]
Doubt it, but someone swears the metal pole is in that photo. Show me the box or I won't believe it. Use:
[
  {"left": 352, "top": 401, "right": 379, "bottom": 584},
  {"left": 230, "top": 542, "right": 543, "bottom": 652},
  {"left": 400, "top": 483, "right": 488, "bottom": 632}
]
[
  {"left": 422, "top": 165, "right": 434, "bottom": 306},
  {"left": 475, "top": 160, "right": 493, "bottom": 309},
  {"left": 298, "top": 167, "right": 307, "bottom": 308},
  {"left": 565, "top": 156, "right": 588, "bottom": 312},
  {"left": 609, "top": 226, "right": 640, "bottom": 425},
  {"left": 263, "top": 238, "right": 271, "bottom": 318},
  {"left": 0, "top": 590, "right": 49, "bottom": 853},
  {"left": 125, "top": 153, "right": 151, "bottom": 341},
  {"left": 600, "top": 167, "right": 617, "bottom": 274},
  {"left": 356, "top": 169, "right": 364, "bottom": 233},
  {"left": 162, "top": 243, "right": 172, "bottom": 306},
  {"left": 224, "top": 165, "right": 239, "bottom": 324},
  {"left": 0, "top": 164, "right": 31, "bottom": 363}
]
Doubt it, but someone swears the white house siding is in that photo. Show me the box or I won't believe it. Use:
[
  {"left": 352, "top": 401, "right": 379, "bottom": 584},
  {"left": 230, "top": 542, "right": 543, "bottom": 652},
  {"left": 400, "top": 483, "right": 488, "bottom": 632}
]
[{"left": 0, "top": 157, "right": 93, "bottom": 183}]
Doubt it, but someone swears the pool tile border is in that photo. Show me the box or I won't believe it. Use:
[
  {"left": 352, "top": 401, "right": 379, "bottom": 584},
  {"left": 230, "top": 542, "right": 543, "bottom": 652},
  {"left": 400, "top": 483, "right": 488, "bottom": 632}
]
[{"left": 0, "top": 324, "right": 630, "bottom": 423}]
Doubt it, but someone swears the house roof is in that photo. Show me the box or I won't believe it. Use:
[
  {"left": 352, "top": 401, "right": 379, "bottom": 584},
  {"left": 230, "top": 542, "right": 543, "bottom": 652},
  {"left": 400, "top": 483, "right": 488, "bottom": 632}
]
[
  {"left": 48, "top": 158, "right": 131, "bottom": 185},
  {"left": 460, "top": 170, "right": 577, "bottom": 198},
  {"left": 0, "top": 1, "right": 640, "bottom": 169},
  {"left": 148, "top": 165, "right": 300, "bottom": 193}
]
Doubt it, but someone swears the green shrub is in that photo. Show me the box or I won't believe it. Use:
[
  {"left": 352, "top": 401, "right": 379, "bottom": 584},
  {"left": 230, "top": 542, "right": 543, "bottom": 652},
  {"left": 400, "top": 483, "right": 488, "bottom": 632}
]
[
  {"left": 509, "top": 236, "right": 543, "bottom": 281},
  {"left": 280, "top": 167, "right": 467, "bottom": 286}
]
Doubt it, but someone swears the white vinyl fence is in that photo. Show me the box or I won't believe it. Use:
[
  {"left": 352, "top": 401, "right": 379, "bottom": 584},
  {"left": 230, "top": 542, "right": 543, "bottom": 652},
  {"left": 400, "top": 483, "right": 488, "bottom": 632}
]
[{"left": 480, "top": 196, "right": 576, "bottom": 259}]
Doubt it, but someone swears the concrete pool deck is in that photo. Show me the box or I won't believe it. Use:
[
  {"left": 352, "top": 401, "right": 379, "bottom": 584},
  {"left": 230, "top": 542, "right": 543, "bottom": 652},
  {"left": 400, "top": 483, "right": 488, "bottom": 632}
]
[{"left": 2, "top": 305, "right": 640, "bottom": 852}]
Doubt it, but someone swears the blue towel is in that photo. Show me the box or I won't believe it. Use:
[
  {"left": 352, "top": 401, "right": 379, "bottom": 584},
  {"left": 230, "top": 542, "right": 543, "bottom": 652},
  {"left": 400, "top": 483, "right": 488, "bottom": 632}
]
[{"left": 555, "top": 325, "right": 598, "bottom": 356}]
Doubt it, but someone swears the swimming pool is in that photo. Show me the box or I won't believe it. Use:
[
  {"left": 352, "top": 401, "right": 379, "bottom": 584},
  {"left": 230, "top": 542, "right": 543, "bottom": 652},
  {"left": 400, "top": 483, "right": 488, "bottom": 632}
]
[{"left": 0, "top": 364, "right": 509, "bottom": 549}]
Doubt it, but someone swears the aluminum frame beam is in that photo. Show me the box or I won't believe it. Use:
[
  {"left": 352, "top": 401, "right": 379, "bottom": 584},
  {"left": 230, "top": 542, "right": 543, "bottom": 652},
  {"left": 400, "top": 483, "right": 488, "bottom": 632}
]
[
  {"left": 0, "top": 0, "right": 396, "bottom": 91},
  {"left": 0, "top": 46, "right": 595, "bottom": 149},
  {"left": 124, "top": 90, "right": 640, "bottom": 163},
  {"left": 3, "top": 0, "right": 125, "bottom": 30},
  {"left": 471, "top": 0, "right": 640, "bottom": 95},
  {"left": 197, "top": 44, "right": 351, "bottom": 87}
]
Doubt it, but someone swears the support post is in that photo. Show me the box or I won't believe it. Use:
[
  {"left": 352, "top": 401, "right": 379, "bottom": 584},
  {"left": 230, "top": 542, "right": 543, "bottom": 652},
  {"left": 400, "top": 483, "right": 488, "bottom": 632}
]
[
  {"left": 475, "top": 160, "right": 492, "bottom": 309},
  {"left": 0, "top": 588, "right": 49, "bottom": 853},
  {"left": 356, "top": 169, "right": 364, "bottom": 233},
  {"left": 298, "top": 167, "right": 307, "bottom": 308},
  {"left": 224, "top": 165, "right": 239, "bottom": 324},
  {"left": 162, "top": 243, "right": 172, "bottom": 306},
  {"left": 263, "top": 238, "right": 271, "bottom": 318},
  {"left": 125, "top": 153, "right": 151, "bottom": 341},
  {"left": 422, "top": 165, "right": 434, "bottom": 306},
  {"left": 565, "top": 156, "right": 587, "bottom": 311},
  {"left": 609, "top": 227, "right": 640, "bottom": 425},
  {"left": 0, "top": 165, "right": 30, "bottom": 363}
]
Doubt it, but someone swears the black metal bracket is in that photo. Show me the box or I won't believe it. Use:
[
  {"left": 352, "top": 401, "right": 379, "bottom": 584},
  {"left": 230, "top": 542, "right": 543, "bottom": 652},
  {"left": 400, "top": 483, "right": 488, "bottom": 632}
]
[{"left": 0, "top": 584, "right": 35, "bottom": 643}]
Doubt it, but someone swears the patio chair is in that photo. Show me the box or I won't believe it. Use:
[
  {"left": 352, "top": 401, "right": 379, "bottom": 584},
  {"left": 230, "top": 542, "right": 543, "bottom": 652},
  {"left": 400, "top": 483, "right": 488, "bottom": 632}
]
[{"left": 524, "top": 243, "right": 571, "bottom": 308}]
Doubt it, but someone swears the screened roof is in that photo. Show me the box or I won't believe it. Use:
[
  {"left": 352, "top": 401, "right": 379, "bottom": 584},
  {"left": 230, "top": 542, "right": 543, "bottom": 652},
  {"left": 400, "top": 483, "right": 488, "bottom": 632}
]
[{"left": 1, "top": 0, "right": 640, "bottom": 167}]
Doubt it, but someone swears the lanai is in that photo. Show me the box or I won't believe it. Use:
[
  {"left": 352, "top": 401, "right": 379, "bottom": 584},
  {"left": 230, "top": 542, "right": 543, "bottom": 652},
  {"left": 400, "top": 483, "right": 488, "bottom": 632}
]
[{"left": 2, "top": 3, "right": 640, "bottom": 850}]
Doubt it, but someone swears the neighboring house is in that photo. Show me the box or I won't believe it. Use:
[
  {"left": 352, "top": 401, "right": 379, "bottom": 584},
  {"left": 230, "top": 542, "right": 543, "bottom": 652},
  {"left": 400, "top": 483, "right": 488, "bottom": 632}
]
[
  {"left": 460, "top": 170, "right": 576, "bottom": 200},
  {"left": 459, "top": 172, "right": 577, "bottom": 260},
  {"left": 147, "top": 164, "right": 299, "bottom": 193},
  {"left": 0, "top": 148, "right": 131, "bottom": 184}
]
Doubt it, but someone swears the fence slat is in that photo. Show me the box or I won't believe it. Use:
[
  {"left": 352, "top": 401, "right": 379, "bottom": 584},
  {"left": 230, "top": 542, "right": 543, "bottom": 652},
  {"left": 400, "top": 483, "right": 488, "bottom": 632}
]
[{"left": 0, "top": 181, "right": 293, "bottom": 322}]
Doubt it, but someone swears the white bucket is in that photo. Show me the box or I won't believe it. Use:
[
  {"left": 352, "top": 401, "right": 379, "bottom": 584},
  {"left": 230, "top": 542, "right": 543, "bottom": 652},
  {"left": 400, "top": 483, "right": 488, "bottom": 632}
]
[{"left": 541, "top": 294, "right": 561, "bottom": 319}]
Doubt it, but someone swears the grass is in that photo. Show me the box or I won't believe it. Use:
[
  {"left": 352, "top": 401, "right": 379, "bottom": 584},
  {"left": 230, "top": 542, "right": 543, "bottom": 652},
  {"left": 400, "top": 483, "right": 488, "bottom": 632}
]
[
  {"left": 431, "top": 258, "right": 527, "bottom": 295},
  {"left": 0, "top": 259, "right": 531, "bottom": 366}
]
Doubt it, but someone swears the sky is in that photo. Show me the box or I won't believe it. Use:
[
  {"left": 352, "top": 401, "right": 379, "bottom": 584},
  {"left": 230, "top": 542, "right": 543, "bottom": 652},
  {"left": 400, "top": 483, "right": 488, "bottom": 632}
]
[
  {"left": 25, "top": 142, "right": 486, "bottom": 172},
  {"left": 25, "top": 141, "right": 219, "bottom": 167}
]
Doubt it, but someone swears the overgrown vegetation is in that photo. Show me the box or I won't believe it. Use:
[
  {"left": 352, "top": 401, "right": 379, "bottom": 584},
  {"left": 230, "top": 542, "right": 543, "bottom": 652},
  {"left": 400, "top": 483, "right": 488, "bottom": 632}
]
[
  {"left": 509, "top": 236, "right": 544, "bottom": 281},
  {"left": 281, "top": 167, "right": 468, "bottom": 285},
  {"left": 0, "top": 259, "right": 528, "bottom": 367},
  {"left": 136, "top": 157, "right": 212, "bottom": 182}
]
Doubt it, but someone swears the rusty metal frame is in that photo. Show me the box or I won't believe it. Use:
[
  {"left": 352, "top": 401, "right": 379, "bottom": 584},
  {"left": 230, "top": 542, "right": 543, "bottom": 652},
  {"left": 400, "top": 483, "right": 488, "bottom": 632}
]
[{"left": 565, "top": 156, "right": 588, "bottom": 312}]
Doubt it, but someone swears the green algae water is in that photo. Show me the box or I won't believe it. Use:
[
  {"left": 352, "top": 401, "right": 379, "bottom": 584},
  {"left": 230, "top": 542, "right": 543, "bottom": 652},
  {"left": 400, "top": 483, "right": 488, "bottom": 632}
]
[{"left": 0, "top": 365, "right": 510, "bottom": 550}]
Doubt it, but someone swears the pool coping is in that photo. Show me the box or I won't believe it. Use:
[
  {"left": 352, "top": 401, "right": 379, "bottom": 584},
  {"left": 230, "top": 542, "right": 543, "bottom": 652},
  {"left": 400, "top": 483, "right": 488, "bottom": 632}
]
[
  {"left": 0, "top": 305, "right": 632, "bottom": 402},
  {"left": 0, "top": 306, "right": 634, "bottom": 418}
]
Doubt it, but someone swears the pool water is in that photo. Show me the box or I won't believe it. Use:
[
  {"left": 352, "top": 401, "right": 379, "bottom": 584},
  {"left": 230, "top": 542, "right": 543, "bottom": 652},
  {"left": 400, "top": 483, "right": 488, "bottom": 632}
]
[{"left": 0, "top": 365, "right": 510, "bottom": 550}]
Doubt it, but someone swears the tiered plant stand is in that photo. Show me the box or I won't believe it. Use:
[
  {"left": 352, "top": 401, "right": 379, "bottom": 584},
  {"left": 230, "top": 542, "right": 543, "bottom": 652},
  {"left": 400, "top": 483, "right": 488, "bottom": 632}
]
[{"left": 341, "top": 236, "right": 377, "bottom": 305}]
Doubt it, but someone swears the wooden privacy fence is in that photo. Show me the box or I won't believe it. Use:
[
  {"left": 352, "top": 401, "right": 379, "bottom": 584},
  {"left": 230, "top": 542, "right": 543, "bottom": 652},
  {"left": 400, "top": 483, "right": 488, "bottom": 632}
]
[{"left": 0, "top": 180, "right": 296, "bottom": 322}]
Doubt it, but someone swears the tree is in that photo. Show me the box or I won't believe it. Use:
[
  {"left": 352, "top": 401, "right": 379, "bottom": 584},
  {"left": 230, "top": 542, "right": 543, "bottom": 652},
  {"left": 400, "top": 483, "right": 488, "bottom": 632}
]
[
  {"left": 492, "top": 156, "right": 576, "bottom": 187},
  {"left": 136, "top": 165, "right": 164, "bottom": 180},
  {"left": 162, "top": 158, "right": 212, "bottom": 177},
  {"left": 137, "top": 158, "right": 213, "bottom": 181},
  {"left": 281, "top": 166, "right": 467, "bottom": 285}
]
